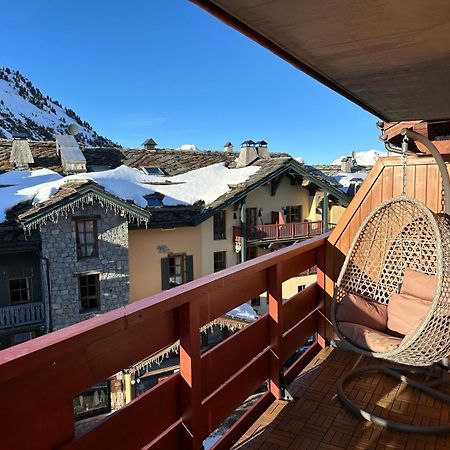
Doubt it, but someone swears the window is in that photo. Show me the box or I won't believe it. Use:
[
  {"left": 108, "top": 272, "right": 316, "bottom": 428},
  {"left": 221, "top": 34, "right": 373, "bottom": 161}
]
[
  {"left": 213, "top": 210, "right": 226, "bottom": 240},
  {"left": 251, "top": 297, "right": 261, "bottom": 307},
  {"left": 145, "top": 193, "right": 164, "bottom": 207},
  {"left": 79, "top": 274, "right": 100, "bottom": 312},
  {"left": 8, "top": 278, "right": 31, "bottom": 304},
  {"left": 161, "top": 254, "right": 194, "bottom": 290},
  {"left": 76, "top": 219, "right": 98, "bottom": 258},
  {"left": 298, "top": 285, "right": 306, "bottom": 293},
  {"left": 213, "top": 251, "right": 226, "bottom": 272},
  {"left": 142, "top": 166, "right": 165, "bottom": 176},
  {"left": 285, "top": 205, "right": 302, "bottom": 223}
]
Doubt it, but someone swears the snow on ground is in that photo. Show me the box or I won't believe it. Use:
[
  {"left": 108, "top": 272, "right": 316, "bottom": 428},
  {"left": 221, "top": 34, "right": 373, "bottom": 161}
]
[
  {"left": 0, "top": 78, "right": 97, "bottom": 143},
  {"left": 332, "top": 149, "right": 387, "bottom": 166},
  {"left": 0, "top": 163, "right": 260, "bottom": 223},
  {"left": 226, "top": 303, "right": 258, "bottom": 321}
]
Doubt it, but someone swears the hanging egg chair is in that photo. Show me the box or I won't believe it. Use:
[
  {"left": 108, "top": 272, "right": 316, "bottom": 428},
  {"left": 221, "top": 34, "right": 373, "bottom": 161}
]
[{"left": 331, "top": 129, "right": 450, "bottom": 433}]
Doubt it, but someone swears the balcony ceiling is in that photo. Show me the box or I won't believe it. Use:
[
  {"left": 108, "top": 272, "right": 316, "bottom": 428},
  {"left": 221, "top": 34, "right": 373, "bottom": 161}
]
[{"left": 192, "top": 0, "right": 450, "bottom": 122}]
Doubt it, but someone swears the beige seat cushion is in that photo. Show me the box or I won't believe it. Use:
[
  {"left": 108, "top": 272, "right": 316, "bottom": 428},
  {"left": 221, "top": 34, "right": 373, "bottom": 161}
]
[
  {"left": 339, "top": 322, "right": 402, "bottom": 353},
  {"left": 388, "top": 293, "right": 431, "bottom": 336},
  {"left": 401, "top": 268, "right": 436, "bottom": 302},
  {"left": 336, "top": 293, "right": 387, "bottom": 331}
]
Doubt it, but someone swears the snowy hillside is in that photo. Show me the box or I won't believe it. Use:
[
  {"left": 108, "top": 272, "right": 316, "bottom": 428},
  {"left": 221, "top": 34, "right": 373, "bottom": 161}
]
[
  {"left": 332, "top": 149, "right": 386, "bottom": 166},
  {"left": 0, "top": 67, "right": 117, "bottom": 147}
]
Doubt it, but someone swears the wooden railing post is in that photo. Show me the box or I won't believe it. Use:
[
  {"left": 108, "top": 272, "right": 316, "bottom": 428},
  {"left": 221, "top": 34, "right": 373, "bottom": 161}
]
[
  {"left": 268, "top": 264, "right": 284, "bottom": 399},
  {"left": 178, "top": 302, "right": 203, "bottom": 449},
  {"left": 316, "top": 244, "right": 326, "bottom": 348}
]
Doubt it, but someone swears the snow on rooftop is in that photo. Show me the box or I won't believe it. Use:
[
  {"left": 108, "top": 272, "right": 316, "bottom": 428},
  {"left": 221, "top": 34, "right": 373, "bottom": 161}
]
[
  {"left": 176, "top": 144, "right": 198, "bottom": 151},
  {"left": 0, "top": 163, "right": 260, "bottom": 223},
  {"left": 0, "top": 169, "right": 63, "bottom": 222},
  {"left": 225, "top": 303, "right": 258, "bottom": 321},
  {"left": 332, "top": 149, "right": 387, "bottom": 166},
  {"left": 334, "top": 171, "right": 368, "bottom": 194}
]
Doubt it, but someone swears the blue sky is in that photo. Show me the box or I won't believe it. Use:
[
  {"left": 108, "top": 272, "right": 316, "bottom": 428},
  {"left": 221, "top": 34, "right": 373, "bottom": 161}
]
[{"left": 2, "top": 0, "right": 383, "bottom": 163}]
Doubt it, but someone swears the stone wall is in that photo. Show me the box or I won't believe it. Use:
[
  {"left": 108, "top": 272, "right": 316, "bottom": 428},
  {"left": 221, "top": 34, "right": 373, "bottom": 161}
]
[{"left": 40, "top": 203, "right": 129, "bottom": 331}]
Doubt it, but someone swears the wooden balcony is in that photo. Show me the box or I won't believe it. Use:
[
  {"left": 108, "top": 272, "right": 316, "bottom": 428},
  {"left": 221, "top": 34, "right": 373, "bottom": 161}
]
[
  {"left": 0, "top": 301, "right": 45, "bottom": 330},
  {"left": 0, "top": 233, "right": 328, "bottom": 450},
  {"left": 233, "top": 220, "right": 329, "bottom": 244},
  {"left": 0, "top": 156, "right": 448, "bottom": 449}
]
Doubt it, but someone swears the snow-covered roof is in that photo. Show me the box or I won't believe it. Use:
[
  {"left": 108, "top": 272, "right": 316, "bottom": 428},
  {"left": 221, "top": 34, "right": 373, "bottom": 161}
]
[
  {"left": 0, "top": 163, "right": 260, "bottom": 224},
  {"left": 226, "top": 303, "right": 258, "bottom": 321},
  {"left": 332, "top": 149, "right": 387, "bottom": 166}
]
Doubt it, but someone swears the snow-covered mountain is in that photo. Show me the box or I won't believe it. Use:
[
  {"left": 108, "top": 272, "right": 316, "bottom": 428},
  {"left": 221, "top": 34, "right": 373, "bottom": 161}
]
[
  {"left": 0, "top": 67, "right": 117, "bottom": 147},
  {"left": 332, "top": 149, "right": 386, "bottom": 166}
]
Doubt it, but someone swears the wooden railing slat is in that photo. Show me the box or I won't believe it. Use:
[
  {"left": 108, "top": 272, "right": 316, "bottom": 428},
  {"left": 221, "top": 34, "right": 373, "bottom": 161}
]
[
  {"left": 201, "top": 314, "right": 270, "bottom": 397},
  {"left": 66, "top": 374, "right": 181, "bottom": 450}
]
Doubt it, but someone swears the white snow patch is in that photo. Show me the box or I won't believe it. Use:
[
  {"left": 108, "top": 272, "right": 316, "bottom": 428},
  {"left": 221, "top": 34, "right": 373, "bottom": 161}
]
[
  {"left": 0, "top": 163, "right": 260, "bottom": 223},
  {"left": 0, "top": 169, "right": 63, "bottom": 222},
  {"left": 334, "top": 171, "right": 368, "bottom": 189},
  {"left": 226, "top": 303, "right": 258, "bottom": 321},
  {"left": 151, "top": 163, "right": 260, "bottom": 206},
  {"left": 332, "top": 149, "right": 387, "bottom": 166},
  {"left": 176, "top": 144, "right": 198, "bottom": 151}
]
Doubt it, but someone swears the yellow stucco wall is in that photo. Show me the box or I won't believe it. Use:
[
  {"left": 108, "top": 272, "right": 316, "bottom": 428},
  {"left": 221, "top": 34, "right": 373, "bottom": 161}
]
[
  {"left": 128, "top": 172, "right": 345, "bottom": 304},
  {"left": 128, "top": 227, "right": 202, "bottom": 302}
]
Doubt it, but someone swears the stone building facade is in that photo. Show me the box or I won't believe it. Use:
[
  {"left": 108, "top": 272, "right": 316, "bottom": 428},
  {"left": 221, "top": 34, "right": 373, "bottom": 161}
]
[{"left": 40, "top": 202, "right": 129, "bottom": 331}]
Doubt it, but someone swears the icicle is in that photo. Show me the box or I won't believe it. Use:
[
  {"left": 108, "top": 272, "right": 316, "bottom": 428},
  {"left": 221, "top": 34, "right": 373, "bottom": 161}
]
[{"left": 20, "top": 192, "right": 149, "bottom": 233}]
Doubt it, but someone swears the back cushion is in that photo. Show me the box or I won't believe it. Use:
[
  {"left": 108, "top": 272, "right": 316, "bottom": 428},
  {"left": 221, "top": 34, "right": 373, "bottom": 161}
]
[
  {"left": 388, "top": 293, "right": 432, "bottom": 336},
  {"left": 401, "top": 268, "right": 436, "bottom": 302},
  {"left": 336, "top": 293, "right": 387, "bottom": 331}
]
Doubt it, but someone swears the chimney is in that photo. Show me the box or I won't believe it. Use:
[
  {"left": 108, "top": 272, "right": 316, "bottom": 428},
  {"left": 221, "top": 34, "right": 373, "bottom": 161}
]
[
  {"left": 340, "top": 156, "right": 352, "bottom": 173},
  {"left": 143, "top": 138, "right": 157, "bottom": 151},
  {"left": 10, "top": 139, "right": 34, "bottom": 170},
  {"left": 224, "top": 141, "right": 233, "bottom": 153},
  {"left": 236, "top": 140, "right": 258, "bottom": 168},
  {"left": 255, "top": 140, "right": 270, "bottom": 159},
  {"left": 55, "top": 134, "right": 86, "bottom": 174}
]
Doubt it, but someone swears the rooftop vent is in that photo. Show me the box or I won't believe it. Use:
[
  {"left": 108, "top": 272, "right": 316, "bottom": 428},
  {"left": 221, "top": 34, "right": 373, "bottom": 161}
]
[
  {"left": 340, "top": 156, "right": 353, "bottom": 173},
  {"left": 236, "top": 140, "right": 258, "bottom": 168},
  {"left": 143, "top": 138, "right": 157, "bottom": 150},
  {"left": 224, "top": 141, "right": 233, "bottom": 153},
  {"left": 55, "top": 134, "right": 86, "bottom": 174},
  {"left": 255, "top": 140, "right": 270, "bottom": 159},
  {"left": 10, "top": 139, "right": 34, "bottom": 170}
]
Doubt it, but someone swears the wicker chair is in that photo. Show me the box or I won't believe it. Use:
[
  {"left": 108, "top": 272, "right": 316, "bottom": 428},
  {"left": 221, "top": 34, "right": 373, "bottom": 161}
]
[{"left": 330, "top": 129, "right": 450, "bottom": 433}]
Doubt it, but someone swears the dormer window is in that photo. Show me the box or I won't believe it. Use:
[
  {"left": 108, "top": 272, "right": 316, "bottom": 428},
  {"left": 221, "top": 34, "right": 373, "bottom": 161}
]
[
  {"left": 75, "top": 218, "right": 98, "bottom": 259},
  {"left": 145, "top": 193, "right": 165, "bottom": 207},
  {"left": 142, "top": 166, "right": 165, "bottom": 176}
]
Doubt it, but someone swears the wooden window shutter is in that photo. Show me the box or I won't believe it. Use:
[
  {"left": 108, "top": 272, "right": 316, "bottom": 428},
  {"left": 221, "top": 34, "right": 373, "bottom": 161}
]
[
  {"left": 185, "top": 255, "right": 194, "bottom": 282},
  {"left": 161, "top": 257, "right": 170, "bottom": 290}
]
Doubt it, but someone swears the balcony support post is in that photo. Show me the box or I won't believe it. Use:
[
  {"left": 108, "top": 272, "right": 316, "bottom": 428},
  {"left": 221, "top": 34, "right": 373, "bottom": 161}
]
[
  {"left": 268, "top": 264, "right": 284, "bottom": 399},
  {"left": 323, "top": 193, "right": 329, "bottom": 233},
  {"left": 239, "top": 199, "right": 247, "bottom": 262},
  {"left": 316, "top": 245, "right": 327, "bottom": 348},
  {"left": 178, "top": 302, "right": 203, "bottom": 449}
]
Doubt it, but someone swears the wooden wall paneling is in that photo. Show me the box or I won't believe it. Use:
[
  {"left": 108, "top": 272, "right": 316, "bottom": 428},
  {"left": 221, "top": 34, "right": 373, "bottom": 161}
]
[{"left": 415, "top": 163, "right": 428, "bottom": 204}]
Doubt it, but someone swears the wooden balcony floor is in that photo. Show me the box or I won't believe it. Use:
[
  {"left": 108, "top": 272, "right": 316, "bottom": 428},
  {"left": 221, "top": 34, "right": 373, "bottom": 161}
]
[{"left": 232, "top": 347, "right": 450, "bottom": 450}]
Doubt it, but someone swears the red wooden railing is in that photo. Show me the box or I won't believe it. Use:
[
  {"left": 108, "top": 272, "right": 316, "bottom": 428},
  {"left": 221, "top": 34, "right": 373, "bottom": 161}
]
[
  {"left": 233, "top": 220, "right": 328, "bottom": 243},
  {"left": 0, "top": 234, "right": 328, "bottom": 450}
]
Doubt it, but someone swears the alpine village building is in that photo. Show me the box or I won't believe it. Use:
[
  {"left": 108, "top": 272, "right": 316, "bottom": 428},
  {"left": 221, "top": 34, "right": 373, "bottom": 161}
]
[{"left": 0, "top": 135, "right": 350, "bottom": 418}]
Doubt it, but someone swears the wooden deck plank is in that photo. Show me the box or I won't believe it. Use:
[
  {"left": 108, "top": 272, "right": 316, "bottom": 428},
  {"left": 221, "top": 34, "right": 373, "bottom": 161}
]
[{"left": 232, "top": 348, "right": 450, "bottom": 450}]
